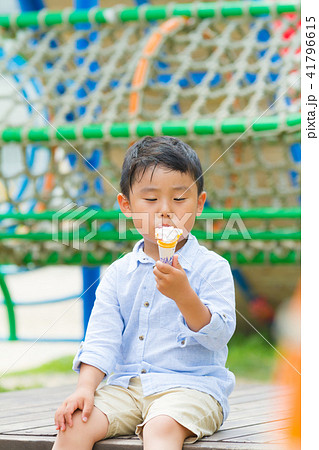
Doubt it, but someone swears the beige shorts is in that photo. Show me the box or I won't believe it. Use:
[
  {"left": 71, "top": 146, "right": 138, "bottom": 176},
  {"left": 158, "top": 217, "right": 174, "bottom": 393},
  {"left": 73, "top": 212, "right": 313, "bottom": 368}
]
[{"left": 94, "top": 377, "right": 223, "bottom": 444}]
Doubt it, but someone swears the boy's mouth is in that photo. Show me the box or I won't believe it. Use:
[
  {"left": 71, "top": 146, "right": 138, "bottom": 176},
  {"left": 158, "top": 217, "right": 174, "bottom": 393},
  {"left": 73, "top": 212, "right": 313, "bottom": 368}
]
[
  {"left": 154, "top": 219, "right": 180, "bottom": 232},
  {"left": 156, "top": 223, "right": 175, "bottom": 230}
]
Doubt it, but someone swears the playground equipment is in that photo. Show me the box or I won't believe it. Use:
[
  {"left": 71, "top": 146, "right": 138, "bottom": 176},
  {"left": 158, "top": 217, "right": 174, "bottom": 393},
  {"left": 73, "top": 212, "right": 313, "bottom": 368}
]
[{"left": 0, "top": 1, "right": 301, "bottom": 340}]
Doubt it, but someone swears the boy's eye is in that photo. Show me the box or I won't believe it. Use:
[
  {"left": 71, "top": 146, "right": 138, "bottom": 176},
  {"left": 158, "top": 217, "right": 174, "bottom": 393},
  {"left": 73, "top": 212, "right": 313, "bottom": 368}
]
[
  {"left": 144, "top": 198, "right": 157, "bottom": 201},
  {"left": 174, "top": 198, "right": 186, "bottom": 201}
]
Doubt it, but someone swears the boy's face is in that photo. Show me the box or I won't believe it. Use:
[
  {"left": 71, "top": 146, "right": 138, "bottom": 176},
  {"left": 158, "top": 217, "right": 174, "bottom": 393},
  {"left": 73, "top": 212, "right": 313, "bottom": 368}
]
[{"left": 118, "top": 166, "right": 206, "bottom": 257}]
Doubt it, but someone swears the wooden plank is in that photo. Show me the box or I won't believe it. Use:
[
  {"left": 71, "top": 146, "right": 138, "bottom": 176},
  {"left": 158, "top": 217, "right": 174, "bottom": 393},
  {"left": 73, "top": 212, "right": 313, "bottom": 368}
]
[
  {"left": 5, "top": 429, "right": 57, "bottom": 437},
  {"left": 229, "top": 392, "right": 290, "bottom": 406},
  {"left": 230, "top": 397, "right": 291, "bottom": 413},
  {"left": 225, "top": 407, "right": 292, "bottom": 424},
  {"left": 0, "top": 384, "right": 72, "bottom": 400},
  {"left": 1, "top": 407, "right": 291, "bottom": 436},
  {"left": 220, "top": 416, "right": 292, "bottom": 432},
  {"left": 0, "top": 434, "right": 286, "bottom": 450},
  {"left": 266, "top": 428, "right": 292, "bottom": 443},
  {"left": 0, "top": 435, "right": 55, "bottom": 450},
  {"left": 204, "top": 418, "right": 290, "bottom": 442},
  {"left": 1, "top": 412, "right": 290, "bottom": 438},
  {"left": 0, "top": 403, "right": 288, "bottom": 432},
  {"left": 0, "top": 386, "right": 73, "bottom": 410},
  {"left": 226, "top": 400, "right": 292, "bottom": 419},
  {"left": 227, "top": 428, "right": 290, "bottom": 444},
  {"left": 0, "top": 410, "right": 289, "bottom": 436},
  {"left": 0, "top": 382, "right": 293, "bottom": 449},
  {"left": 229, "top": 384, "right": 289, "bottom": 400},
  {"left": 0, "top": 418, "right": 55, "bottom": 434},
  {"left": 0, "top": 397, "right": 62, "bottom": 409},
  {"left": 0, "top": 408, "right": 56, "bottom": 425},
  {"left": 5, "top": 426, "right": 57, "bottom": 436},
  {"left": 4, "top": 415, "right": 288, "bottom": 437},
  {"left": 230, "top": 390, "right": 291, "bottom": 406}
]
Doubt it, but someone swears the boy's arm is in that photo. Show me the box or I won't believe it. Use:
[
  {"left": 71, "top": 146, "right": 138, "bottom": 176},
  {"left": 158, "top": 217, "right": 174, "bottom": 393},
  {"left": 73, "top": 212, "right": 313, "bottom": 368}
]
[
  {"left": 55, "top": 262, "right": 124, "bottom": 431},
  {"left": 154, "top": 257, "right": 211, "bottom": 331},
  {"left": 153, "top": 254, "right": 236, "bottom": 350},
  {"left": 55, "top": 363, "right": 105, "bottom": 431},
  {"left": 173, "top": 288, "right": 212, "bottom": 332},
  {"left": 77, "top": 362, "right": 105, "bottom": 392}
]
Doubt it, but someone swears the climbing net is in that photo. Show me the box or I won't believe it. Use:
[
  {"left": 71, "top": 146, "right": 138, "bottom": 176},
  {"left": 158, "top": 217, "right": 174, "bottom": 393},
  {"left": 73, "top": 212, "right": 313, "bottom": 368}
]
[{"left": 0, "top": 2, "right": 301, "bottom": 265}]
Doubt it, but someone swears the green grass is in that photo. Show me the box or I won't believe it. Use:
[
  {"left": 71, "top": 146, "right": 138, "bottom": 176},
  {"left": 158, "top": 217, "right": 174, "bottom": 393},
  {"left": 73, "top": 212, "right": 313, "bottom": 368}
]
[
  {"left": 0, "top": 356, "right": 75, "bottom": 392},
  {"left": 227, "top": 332, "right": 277, "bottom": 381},
  {"left": 6, "top": 355, "right": 74, "bottom": 377},
  {"left": 0, "top": 383, "right": 43, "bottom": 393}
]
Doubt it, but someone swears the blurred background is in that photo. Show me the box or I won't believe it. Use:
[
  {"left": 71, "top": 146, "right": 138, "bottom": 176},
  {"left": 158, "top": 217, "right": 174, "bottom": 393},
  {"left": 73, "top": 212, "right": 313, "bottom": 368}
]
[{"left": 0, "top": 0, "right": 300, "bottom": 409}]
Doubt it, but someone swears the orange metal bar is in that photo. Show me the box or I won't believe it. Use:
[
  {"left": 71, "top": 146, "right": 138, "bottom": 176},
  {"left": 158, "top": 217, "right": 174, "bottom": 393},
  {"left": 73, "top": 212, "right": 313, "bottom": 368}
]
[{"left": 129, "top": 16, "right": 187, "bottom": 118}]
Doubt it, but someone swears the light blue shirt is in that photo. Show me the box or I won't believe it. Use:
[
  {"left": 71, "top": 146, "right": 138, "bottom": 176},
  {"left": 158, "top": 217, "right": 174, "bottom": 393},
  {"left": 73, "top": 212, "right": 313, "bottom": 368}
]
[{"left": 73, "top": 233, "right": 236, "bottom": 423}]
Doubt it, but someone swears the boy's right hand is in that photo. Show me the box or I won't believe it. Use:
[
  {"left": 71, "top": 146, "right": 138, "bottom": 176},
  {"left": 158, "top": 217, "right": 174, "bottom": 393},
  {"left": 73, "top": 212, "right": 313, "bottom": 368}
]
[{"left": 55, "top": 386, "right": 94, "bottom": 431}]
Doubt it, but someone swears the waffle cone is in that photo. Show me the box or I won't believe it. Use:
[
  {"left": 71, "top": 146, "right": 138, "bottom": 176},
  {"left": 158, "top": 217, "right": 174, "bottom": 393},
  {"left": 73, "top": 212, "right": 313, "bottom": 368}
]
[
  {"left": 157, "top": 238, "right": 179, "bottom": 249},
  {"left": 157, "top": 241, "right": 177, "bottom": 264}
]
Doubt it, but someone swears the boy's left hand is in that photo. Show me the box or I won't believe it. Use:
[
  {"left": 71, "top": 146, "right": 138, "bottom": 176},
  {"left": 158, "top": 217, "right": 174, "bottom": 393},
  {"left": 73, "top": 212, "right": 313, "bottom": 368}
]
[{"left": 153, "top": 254, "right": 192, "bottom": 304}]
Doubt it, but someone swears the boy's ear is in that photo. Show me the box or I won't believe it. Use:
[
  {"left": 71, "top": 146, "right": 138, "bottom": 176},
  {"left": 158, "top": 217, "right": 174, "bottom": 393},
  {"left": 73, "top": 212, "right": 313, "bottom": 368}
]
[
  {"left": 117, "top": 193, "right": 132, "bottom": 218},
  {"left": 196, "top": 191, "right": 207, "bottom": 217}
]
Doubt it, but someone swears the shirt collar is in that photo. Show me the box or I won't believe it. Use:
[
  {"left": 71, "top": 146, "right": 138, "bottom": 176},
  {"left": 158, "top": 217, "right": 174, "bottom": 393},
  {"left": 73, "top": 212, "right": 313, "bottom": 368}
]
[
  {"left": 127, "top": 233, "right": 198, "bottom": 274},
  {"left": 127, "top": 239, "right": 153, "bottom": 274}
]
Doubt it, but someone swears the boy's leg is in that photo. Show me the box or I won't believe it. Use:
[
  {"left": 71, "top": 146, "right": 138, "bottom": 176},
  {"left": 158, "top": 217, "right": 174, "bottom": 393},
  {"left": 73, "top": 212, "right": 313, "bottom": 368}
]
[
  {"left": 138, "top": 387, "right": 223, "bottom": 449},
  {"left": 143, "top": 415, "right": 195, "bottom": 450},
  {"left": 52, "top": 406, "right": 109, "bottom": 450}
]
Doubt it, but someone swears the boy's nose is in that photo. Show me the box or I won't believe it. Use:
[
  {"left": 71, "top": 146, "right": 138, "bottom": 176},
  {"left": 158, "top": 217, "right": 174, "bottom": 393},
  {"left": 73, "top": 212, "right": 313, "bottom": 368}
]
[
  {"left": 155, "top": 206, "right": 172, "bottom": 223},
  {"left": 155, "top": 212, "right": 172, "bottom": 229},
  {"left": 156, "top": 211, "right": 172, "bottom": 219},
  {"left": 158, "top": 199, "right": 172, "bottom": 216},
  {"left": 161, "top": 211, "right": 172, "bottom": 218},
  {"left": 161, "top": 206, "right": 173, "bottom": 218}
]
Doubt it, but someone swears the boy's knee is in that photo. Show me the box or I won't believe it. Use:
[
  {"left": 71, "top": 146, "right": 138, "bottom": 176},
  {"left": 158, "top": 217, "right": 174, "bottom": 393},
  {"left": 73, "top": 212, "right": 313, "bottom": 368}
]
[
  {"left": 143, "top": 414, "right": 192, "bottom": 440},
  {"left": 55, "top": 411, "right": 88, "bottom": 447},
  {"left": 54, "top": 408, "right": 108, "bottom": 449}
]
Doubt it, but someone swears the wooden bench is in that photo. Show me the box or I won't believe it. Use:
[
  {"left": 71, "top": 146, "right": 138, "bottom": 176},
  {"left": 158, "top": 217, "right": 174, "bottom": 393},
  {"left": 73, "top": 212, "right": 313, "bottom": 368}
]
[{"left": 0, "top": 382, "right": 292, "bottom": 449}]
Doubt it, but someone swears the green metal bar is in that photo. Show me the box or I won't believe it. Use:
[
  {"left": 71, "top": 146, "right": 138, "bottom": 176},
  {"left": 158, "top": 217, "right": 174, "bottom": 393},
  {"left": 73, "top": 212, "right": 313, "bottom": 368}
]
[
  {"left": 0, "top": 207, "right": 301, "bottom": 221},
  {"left": 0, "top": 228, "right": 301, "bottom": 241},
  {"left": 0, "top": 273, "right": 17, "bottom": 340},
  {"left": 0, "top": 114, "right": 301, "bottom": 143},
  {"left": 225, "top": 250, "right": 299, "bottom": 265},
  {"left": 221, "top": 118, "right": 247, "bottom": 134},
  {"left": 200, "top": 208, "right": 301, "bottom": 219},
  {"left": 0, "top": 2, "right": 301, "bottom": 29}
]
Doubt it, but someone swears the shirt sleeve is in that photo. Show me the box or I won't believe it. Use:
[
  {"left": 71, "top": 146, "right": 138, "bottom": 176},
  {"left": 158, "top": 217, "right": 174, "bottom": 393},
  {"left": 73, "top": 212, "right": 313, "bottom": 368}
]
[
  {"left": 177, "top": 260, "right": 236, "bottom": 351},
  {"left": 72, "top": 262, "right": 124, "bottom": 377}
]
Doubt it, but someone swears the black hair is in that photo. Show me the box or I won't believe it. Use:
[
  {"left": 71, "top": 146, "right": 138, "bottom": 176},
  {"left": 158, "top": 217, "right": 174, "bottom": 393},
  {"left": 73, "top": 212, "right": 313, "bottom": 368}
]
[{"left": 120, "top": 136, "right": 204, "bottom": 199}]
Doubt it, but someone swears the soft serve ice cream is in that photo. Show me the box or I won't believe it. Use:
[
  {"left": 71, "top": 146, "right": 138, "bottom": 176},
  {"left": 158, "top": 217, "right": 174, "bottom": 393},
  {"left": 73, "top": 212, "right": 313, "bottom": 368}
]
[{"left": 155, "top": 226, "right": 183, "bottom": 264}]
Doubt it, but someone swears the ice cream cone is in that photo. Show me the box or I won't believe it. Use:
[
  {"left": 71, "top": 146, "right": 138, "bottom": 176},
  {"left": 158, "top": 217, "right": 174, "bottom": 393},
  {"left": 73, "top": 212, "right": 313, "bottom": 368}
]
[
  {"left": 157, "top": 239, "right": 179, "bottom": 265},
  {"left": 155, "top": 226, "right": 183, "bottom": 264}
]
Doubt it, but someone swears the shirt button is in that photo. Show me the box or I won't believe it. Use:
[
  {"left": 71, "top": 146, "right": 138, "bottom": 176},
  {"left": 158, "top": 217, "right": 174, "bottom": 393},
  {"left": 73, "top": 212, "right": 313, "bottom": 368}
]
[
  {"left": 144, "top": 302, "right": 150, "bottom": 307},
  {"left": 181, "top": 340, "right": 185, "bottom": 345},
  {"left": 139, "top": 335, "right": 144, "bottom": 341},
  {"left": 141, "top": 369, "right": 146, "bottom": 374}
]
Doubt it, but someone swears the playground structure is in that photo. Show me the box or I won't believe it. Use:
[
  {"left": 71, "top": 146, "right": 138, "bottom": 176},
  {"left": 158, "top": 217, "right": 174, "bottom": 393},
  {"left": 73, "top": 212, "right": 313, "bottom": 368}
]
[{"left": 0, "top": 1, "right": 301, "bottom": 341}]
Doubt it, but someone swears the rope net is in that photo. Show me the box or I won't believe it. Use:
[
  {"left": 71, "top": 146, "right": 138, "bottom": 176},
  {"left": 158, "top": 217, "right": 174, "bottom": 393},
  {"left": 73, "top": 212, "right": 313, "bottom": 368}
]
[{"left": 0, "top": 2, "right": 301, "bottom": 265}]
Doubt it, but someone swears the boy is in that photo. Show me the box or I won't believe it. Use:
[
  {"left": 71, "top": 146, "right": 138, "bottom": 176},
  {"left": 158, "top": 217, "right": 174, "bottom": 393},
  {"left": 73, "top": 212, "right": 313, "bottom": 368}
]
[{"left": 53, "top": 136, "right": 236, "bottom": 450}]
